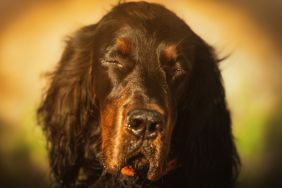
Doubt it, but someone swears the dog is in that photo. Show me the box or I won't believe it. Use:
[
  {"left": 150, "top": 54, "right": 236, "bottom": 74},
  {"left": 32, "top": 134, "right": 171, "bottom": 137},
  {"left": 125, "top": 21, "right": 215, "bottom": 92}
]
[{"left": 38, "top": 2, "right": 240, "bottom": 188}]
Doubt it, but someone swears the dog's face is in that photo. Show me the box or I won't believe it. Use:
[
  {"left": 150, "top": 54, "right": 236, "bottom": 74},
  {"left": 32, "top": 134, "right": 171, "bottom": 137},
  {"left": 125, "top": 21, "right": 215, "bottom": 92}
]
[
  {"left": 91, "top": 8, "right": 193, "bottom": 180},
  {"left": 37, "top": 2, "right": 239, "bottom": 186}
]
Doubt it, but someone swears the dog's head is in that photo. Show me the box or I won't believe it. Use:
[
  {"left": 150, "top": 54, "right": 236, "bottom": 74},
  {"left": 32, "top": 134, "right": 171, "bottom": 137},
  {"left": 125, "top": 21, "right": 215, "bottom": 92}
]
[
  {"left": 90, "top": 3, "right": 194, "bottom": 180},
  {"left": 38, "top": 2, "right": 239, "bottom": 186}
]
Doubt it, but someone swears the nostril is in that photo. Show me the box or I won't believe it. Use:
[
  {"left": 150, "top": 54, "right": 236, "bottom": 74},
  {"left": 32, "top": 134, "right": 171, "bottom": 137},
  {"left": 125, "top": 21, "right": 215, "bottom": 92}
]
[
  {"left": 128, "top": 118, "right": 144, "bottom": 130},
  {"left": 146, "top": 121, "right": 162, "bottom": 139},
  {"left": 127, "top": 114, "right": 146, "bottom": 136},
  {"left": 148, "top": 122, "right": 160, "bottom": 133}
]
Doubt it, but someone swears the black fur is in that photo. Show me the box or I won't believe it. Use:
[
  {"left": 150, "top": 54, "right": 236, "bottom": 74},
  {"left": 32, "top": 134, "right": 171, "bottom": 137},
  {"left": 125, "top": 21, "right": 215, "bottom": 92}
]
[{"left": 38, "top": 2, "right": 240, "bottom": 188}]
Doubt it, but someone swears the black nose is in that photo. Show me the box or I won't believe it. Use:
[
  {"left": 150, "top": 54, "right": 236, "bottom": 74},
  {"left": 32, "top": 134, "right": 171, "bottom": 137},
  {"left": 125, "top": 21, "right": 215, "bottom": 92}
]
[{"left": 126, "top": 109, "right": 164, "bottom": 139}]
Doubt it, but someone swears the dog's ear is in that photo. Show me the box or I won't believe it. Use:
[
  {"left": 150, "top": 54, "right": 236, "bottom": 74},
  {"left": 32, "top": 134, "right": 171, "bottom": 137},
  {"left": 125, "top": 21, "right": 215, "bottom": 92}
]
[
  {"left": 38, "top": 24, "right": 98, "bottom": 187},
  {"left": 175, "top": 38, "right": 240, "bottom": 187}
]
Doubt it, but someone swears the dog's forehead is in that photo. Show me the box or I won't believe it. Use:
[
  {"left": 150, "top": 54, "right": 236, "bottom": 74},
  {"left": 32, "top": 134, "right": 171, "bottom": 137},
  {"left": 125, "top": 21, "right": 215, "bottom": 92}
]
[{"left": 113, "top": 26, "right": 179, "bottom": 60}]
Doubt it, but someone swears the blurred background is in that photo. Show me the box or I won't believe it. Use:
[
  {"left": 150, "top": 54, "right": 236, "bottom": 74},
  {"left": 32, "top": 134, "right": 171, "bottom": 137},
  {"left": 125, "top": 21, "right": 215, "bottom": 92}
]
[{"left": 0, "top": 0, "right": 281, "bottom": 187}]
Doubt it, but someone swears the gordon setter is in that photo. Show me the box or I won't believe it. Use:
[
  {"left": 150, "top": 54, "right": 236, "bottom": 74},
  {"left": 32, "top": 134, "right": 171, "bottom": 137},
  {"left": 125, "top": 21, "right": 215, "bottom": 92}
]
[{"left": 38, "top": 2, "right": 240, "bottom": 188}]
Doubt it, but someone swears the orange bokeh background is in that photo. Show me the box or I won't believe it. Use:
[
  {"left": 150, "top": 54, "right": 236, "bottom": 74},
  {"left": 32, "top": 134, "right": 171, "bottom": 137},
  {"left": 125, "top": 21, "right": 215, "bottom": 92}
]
[{"left": 0, "top": 0, "right": 281, "bottom": 187}]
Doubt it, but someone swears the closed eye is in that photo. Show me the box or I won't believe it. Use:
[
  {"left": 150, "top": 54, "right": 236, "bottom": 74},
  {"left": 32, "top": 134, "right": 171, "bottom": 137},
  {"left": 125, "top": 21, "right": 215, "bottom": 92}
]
[
  {"left": 102, "top": 59, "right": 123, "bottom": 68},
  {"left": 162, "top": 60, "right": 186, "bottom": 77},
  {"left": 172, "top": 63, "right": 186, "bottom": 75}
]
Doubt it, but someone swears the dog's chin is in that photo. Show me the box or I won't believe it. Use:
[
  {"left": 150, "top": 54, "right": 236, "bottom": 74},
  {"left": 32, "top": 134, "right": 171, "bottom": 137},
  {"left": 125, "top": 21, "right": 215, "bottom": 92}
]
[
  {"left": 125, "top": 153, "right": 150, "bottom": 175},
  {"left": 121, "top": 152, "right": 163, "bottom": 181},
  {"left": 104, "top": 152, "right": 163, "bottom": 181}
]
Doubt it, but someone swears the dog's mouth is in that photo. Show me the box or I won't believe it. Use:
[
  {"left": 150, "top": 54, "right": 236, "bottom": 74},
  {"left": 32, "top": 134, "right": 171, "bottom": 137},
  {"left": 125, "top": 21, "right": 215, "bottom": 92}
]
[
  {"left": 120, "top": 152, "right": 179, "bottom": 181},
  {"left": 121, "top": 153, "right": 150, "bottom": 178}
]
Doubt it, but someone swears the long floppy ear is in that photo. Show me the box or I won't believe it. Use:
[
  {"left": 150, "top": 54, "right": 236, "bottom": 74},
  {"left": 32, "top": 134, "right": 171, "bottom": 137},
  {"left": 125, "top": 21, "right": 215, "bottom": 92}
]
[
  {"left": 175, "top": 38, "right": 240, "bottom": 187},
  {"left": 37, "top": 24, "right": 97, "bottom": 187}
]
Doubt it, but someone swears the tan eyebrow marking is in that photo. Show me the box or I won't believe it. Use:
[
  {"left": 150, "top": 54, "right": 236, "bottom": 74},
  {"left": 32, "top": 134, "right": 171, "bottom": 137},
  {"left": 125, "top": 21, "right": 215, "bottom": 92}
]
[
  {"left": 163, "top": 44, "right": 177, "bottom": 62},
  {"left": 116, "top": 38, "right": 130, "bottom": 55}
]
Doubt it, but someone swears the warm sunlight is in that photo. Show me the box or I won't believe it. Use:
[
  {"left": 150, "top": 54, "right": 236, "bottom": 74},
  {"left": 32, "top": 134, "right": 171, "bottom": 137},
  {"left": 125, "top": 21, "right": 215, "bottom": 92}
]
[{"left": 0, "top": 0, "right": 281, "bottom": 187}]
